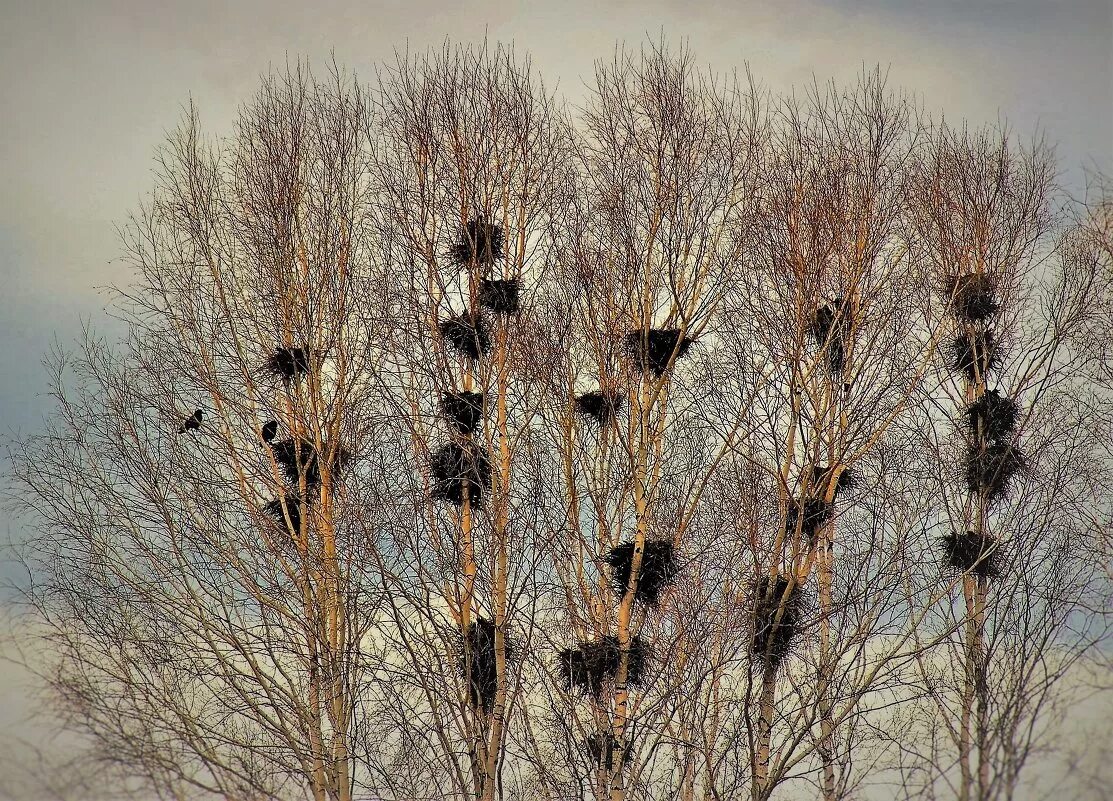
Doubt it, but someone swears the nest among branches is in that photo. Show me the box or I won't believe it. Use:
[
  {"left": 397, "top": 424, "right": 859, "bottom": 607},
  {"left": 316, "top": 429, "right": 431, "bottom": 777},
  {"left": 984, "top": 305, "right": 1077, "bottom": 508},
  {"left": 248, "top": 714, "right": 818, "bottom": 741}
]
[
  {"left": 260, "top": 420, "right": 279, "bottom": 443},
  {"left": 264, "top": 347, "right": 310, "bottom": 381},
  {"left": 812, "top": 465, "right": 858, "bottom": 497},
  {"left": 178, "top": 409, "right": 203, "bottom": 434},
  {"left": 441, "top": 391, "right": 485, "bottom": 435},
  {"left": 625, "top": 329, "right": 694, "bottom": 377},
  {"left": 439, "top": 314, "right": 491, "bottom": 360},
  {"left": 965, "top": 440, "right": 1025, "bottom": 502},
  {"left": 558, "top": 636, "right": 648, "bottom": 697},
  {"left": 605, "top": 540, "right": 679, "bottom": 606},
  {"left": 584, "top": 734, "right": 632, "bottom": 768},
  {"left": 479, "top": 279, "right": 520, "bottom": 315},
  {"left": 430, "top": 441, "right": 492, "bottom": 506},
  {"left": 940, "top": 530, "right": 1001, "bottom": 580},
  {"left": 785, "top": 497, "right": 834, "bottom": 545},
  {"left": 451, "top": 218, "right": 504, "bottom": 266},
  {"left": 967, "top": 389, "right": 1018, "bottom": 442},
  {"left": 951, "top": 329, "right": 1001, "bottom": 381},
  {"left": 575, "top": 391, "right": 623, "bottom": 426},
  {"left": 947, "top": 273, "right": 999, "bottom": 322},
  {"left": 270, "top": 439, "right": 351, "bottom": 489},
  {"left": 810, "top": 300, "right": 851, "bottom": 374},
  {"left": 458, "top": 617, "right": 513, "bottom": 713},
  {"left": 263, "top": 496, "right": 303, "bottom": 536},
  {"left": 752, "top": 575, "right": 804, "bottom": 667}
]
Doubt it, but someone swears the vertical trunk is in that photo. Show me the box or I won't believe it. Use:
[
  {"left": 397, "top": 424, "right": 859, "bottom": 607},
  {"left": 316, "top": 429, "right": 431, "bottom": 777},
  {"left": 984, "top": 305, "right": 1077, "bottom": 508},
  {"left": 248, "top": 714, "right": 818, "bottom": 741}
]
[
  {"left": 753, "top": 661, "right": 778, "bottom": 801},
  {"left": 958, "top": 574, "right": 977, "bottom": 801},
  {"left": 817, "top": 539, "right": 837, "bottom": 801}
]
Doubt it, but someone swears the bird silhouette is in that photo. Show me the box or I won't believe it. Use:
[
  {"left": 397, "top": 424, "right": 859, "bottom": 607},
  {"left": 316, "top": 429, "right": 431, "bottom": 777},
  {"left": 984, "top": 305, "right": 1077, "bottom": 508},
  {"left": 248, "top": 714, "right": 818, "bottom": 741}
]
[
  {"left": 179, "top": 409, "right": 203, "bottom": 433},
  {"left": 261, "top": 420, "right": 278, "bottom": 443}
]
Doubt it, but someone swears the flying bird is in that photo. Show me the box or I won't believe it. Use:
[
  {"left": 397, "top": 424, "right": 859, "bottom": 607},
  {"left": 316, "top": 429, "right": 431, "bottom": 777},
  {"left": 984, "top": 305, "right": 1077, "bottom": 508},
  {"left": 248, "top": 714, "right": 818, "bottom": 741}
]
[{"left": 179, "top": 409, "right": 203, "bottom": 434}]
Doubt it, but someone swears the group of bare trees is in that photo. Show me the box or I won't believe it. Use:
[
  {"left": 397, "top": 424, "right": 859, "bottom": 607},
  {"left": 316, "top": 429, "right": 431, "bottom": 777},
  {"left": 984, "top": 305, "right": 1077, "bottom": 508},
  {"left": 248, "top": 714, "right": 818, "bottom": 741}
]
[{"left": 6, "top": 42, "right": 1112, "bottom": 801}]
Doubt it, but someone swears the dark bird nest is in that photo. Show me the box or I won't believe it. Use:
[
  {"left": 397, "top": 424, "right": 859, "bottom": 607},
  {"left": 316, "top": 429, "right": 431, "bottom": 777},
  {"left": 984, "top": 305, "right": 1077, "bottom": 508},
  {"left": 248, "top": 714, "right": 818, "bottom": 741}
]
[
  {"left": 966, "top": 389, "right": 1018, "bottom": 443},
  {"left": 263, "top": 496, "right": 302, "bottom": 536},
  {"left": 264, "top": 347, "right": 310, "bottom": 381},
  {"left": 940, "top": 530, "right": 1001, "bottom": 580},
  {"left": 584, "top": 734, "right": 632, "bottom": 767},
  {"left": 270, "top": 439, "right": 351, "bottom": 489},
  {"left": 947, "top": 273, "right": 999, "bottom": 322},
  {"left": 785, "top": 497, "right": 834, "bottom": 546},
  {"left": 451, "top": 218, "right": 504, "bottom": 266},
  {"left": 605, "top": 540, "right": 679, "bottom": 606},
  {"left": 951, "top": 329, "right": 1001, "bottom": 382},
  {"left": 430, "top": 441, "right": 492, "bottom": 506},
  {"left": 809, "top": 300, "right": 851, "bottom": 374},
  {"left": 261, "top": 420, "right": 278, "bottom": 443},
  {"left": 479, "top": 279, "right": 520, "bottom": 315},
  {"left": 558, "top": 636, "right": 648, "bottom": 697},
  {"left": 625, "top": 329, "right": 694, "bottom": 377},
  {"left": 751, "top": 575, "right": 804, "bottom": 667},
  {"left": 811, "top": 465, "right": 858, "bottom": 497},
  {"left": 965, "top": 440, "right": 1025, "bottom": 502},
  {"left": 178, "top": 409, "right": 203, "bottom": 434},
  {"left": 439, "top": 314, "right": 491, "bottom": 360},
  {"left": 441, "top": 392, "right": 486, "bottom": 435},
  {"left": 459, "top": 617, "right": 513, "bottom": 713},
  {"left": 575, "top": 391, "right": 624, "bottom": 426}
]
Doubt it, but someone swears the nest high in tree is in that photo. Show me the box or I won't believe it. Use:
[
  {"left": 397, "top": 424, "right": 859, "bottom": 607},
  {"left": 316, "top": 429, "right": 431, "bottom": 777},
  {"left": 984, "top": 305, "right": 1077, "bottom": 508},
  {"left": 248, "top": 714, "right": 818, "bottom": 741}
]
[
  {"left": 951, "top": 329, "right": 1001, "bottom": 382},
  {"left": 940, "top": 530, "right": 1001, "bottom": 580},
  {"left": 785, "top": 497, "right": 834, "bottom": 546},
  {"left": 451, "top": 217, "right": 504, "bottom": 266},
  {"left": 442, "top": 391, "right": 485, "bottom": 435},
  {"left": 264, "top": 347, "right": 310, "bottom": 381},
  {"left": 625, "top": 329, "right": 694, "bottom": 377},
  {"left": 439, "top": 314, "right": 491, "bottom": 360},
  {"left": 263, "top": 496, "right": 302, "bottom": 536},
  {"left": 585, "top": 734, "right": 632, "bottom": 767},
  {"left": 967, "top": 389, "right": 1018, "bottom": 443},
  {"left": 752, "top": 575, "right": 804, "bottom": 667},
  {"left": 270, "top": 439, "right": 351, "bottom": 490},
  {"left": 575, "top": 391, "right": 623, "bottom": 426},
  {"left": 948, "top": 273, "right": 1000, "bottom": 322},
  {"left": 558, "top": 636, "right": 648, "bottom": 697},
  {"left": 479, "top": 279, "right": 520, "bottom": 315},
  {"left": 260, "top": 420, "right": 279, "bottom": 443},
  {"left": 178, "top": 409, "right": 203, "bottom": 434},
  {"left": 605, "top": 540, "right": 679, "bottom": 606},
  {"left": 458, "top": 616, "right": 513, "bottom": 713},
  {"left": 430, "top": 441, "right": 492, "bottom": 506},
  {"left": 812, "top": 465, "right": 858, "bottom": 498},
  {"left": 810, "top": 299, "right": 852, "bottom": 375},
  {"left": 965, "top": 440, "right": 1025, "bottom": 502}
]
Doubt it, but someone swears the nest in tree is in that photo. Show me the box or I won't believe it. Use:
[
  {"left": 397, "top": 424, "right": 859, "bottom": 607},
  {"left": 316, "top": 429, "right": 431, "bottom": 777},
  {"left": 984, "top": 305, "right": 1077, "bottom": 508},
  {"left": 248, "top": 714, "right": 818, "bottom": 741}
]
[
  {"left": 951, "top": 329, "right": 1001, "bottom": 381},
  {"left": 940, "top": 530, "right": 1001, "bottom": 580},
  {"left": 558, "top": 636, "right": 648, "bottom": 697},
  {"left": 605, "top": 540, "right": 679, "bottom": 606},
  {"left": 264, "top": 347, "right": 310, "bottom": 381},
  {"left": 785, "top": 497, "right": 834, "bottom": 545},
  {"left": 178, "top": 409, "right": 203, "bottom": 434},
  {"left": 948, "top": 273, "right": 999, "bottom": 322},
  {"left": 430, "top": 441, "right": 492, "bottom": 506},
  {"left": 967, "top": 389, "right": 1018, "bottom": 443},
  {"left": 575, "top": 391, "right": 623, "bottom": 426},
  {"left": 965, "top": 440, "right": 1025, "bottom": 502},
  {"left": 625, "top": 329, "right": 694, "bottom": 377},
  {"left": 479, "top": 279, "right": 520, "bottom": 315},
  {"left": 442, "top": 392, "right": 485, "bottom": 435},
  {"left": 458, "top": 617, "right": 513, "bottom": 713},
  {"left": 261, "top": 420, "right": 278, "bottom": 443},
  {"left": 752, "top": 575, "right": 803, "bottom": 667},
  {"left": 810, "top": 300, "right": 851, "bottom": 374},
  {"left": 451, "top": 218, "right": 504, "bottom": 266},
  {"left": 812, "top": 465, "right": 858, "bottom": 497},
  {"left": 585, "top": 734, "right": 632, "bottom": 767},
  {"left": 270, "top": 439, "right": 351, "bottom": 489},
  {"left": 263, "top": 496, "right": 302, "bottom": 535},
  {"left": 439, "top": 314, "right": 491, "bottom": 360}
]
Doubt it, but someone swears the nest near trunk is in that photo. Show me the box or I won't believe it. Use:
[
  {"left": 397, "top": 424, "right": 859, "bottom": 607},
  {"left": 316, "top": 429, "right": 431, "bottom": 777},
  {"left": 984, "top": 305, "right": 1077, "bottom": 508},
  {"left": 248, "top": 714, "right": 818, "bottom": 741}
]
[
  {"left": 585, "top": 734, "right": 632, "bottom": 767},
  {"left": 441, "top": 391, "right": 485, "bottom": 435},
  {"left": 965, "top": 440, "right": 1025, "bottom": 502},
  {"left": 967, "top": 389, "right": 1018, "bottom": 443},
  {"left": 625, "top": 329, "right": 694, "bottom": 377},
  {"left": 264, "top": 347, "right": 310, "bottom": 381},
  {"left": 940, "top": 530, "right": 1001, "bottom": 580},
  {"left": 811, "top": 465, "right": 858, "bottom": 497},
  {"left": 951, "top": 329, "right": 1001, "bottom": 382},
  {"left": 575, "top": 391, "right": 623, "bottom": 426},
  {"left": 785, "top": 497, "right": 834, "bottom": 546},
  {"left": 263, "top": 496, "right": 303, "bottom": 536},
  {"left": 947, "top": 273, "right": 1000, "bottom": 322},
  {"left": 430, "top": 441, "right": 492, "bottom": 506},
  {"left": 439, "top": 314, "right": 491, "bottom": 360},
  {"left": 558, "top": 636, "right": 648, "bottom": 697},
  {"left": 751, "top": 575, "right": 804, "bottom": 667},
  {"left": 458, "top": 617, "right": 514, "bottom": 713},
  {"left": 605, "top": 540, "right": 679, "bottom": 606},
  {"left": 451, "top": 218, "right": 504, "bottom": 266},
  {"left": 479, "top": 279, "right": 521, "bottom": 315},
  {"left": 270, "top": 439, "right": 351, "bottom": 489},
  {"left": 809, "top": 299, "right": 852, "bottom": 375}
]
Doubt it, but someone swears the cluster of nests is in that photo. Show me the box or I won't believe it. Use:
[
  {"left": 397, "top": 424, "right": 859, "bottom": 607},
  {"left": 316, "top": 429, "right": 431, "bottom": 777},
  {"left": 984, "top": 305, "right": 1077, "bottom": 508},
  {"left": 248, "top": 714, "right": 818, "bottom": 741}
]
[
  {"left": 809, "top": 297, "right": 854, "bottom": 377},
  {"left": 946, "top": 273, "right": 1003, "bottom": 383},
  {"left": 431, "top": 391, "right": 491, "bottom": 507}
]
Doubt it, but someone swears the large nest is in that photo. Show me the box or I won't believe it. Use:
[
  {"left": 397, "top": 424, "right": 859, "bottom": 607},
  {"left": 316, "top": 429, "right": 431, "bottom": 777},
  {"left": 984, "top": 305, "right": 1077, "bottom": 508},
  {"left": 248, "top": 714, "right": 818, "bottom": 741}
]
[
  {"left": 263, "top": 496, "right": 302, "bottom": 536},
  {"left": 558, "top": 636, "right": 648, "bottom": 697},
  {"left": 966, "top": 389, "right": 1018, "bottom": 443},
  {"left": 439, "top": 314, "right": 491, "bottom": 360},
  {"left": 751, "top": 575, "right": 804, "bottom": 667},
  {"left": 270, "top": 439, "right": 351, "bottom": 489},
  {"left": 785, "top": 497, "right": 834, "bottom": 546},
  {"left": 264, "top": 347, "right": 310, "bottom": 381},
  {"left": 451, "top": 218, "right": 504, "bottom": 266},
  {"left": 458, "top": 617, "right": 513, "bottom": 713},
  {"left": 811, "top": 464, "right": 858, "bottom": 498},
  {"left": 939, "top": 530, "right": 1001, "bottom": 580},
  {"left": 965, "top": 440, "right": 1025, "bottom": 502},
  {"left": 584, "top": 734, "right": 632, "bottom": 768},
  {"left": 951, "top": 329, "right": 1001, "bottom": 382},
  {"left": 575, "top": 391, "right": 624, "bottom": 426},
  {"left": 625, "top": 329, "right": 694, "bottom": 377},
  {"left": 809, "top": 300, "right": 851, "bottom": 374},
  {"left": 605, "top": 540, "right": 679, "bottom": 606},
  {"left": 947, "top": 273, "right": 1000, "bottom": 322},
  {"left": 430, "top": 441, "right": 492, "bottom": 506},
  {"left": 441, "top": 391, "right": 486, "bottom": 435},
  {"left": 479, "top": 279, "right": 520, "bottom": 315}
]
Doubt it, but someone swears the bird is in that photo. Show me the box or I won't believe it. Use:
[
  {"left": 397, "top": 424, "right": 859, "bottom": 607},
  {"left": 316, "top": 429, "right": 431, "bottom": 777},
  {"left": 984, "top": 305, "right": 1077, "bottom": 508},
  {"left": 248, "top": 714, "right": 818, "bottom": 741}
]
[
  {"left": 179, "top": 409, "right": 203, "bottom": 433},
  {"left": 261, "top": 420, "right": 278, "bottom": 443}
]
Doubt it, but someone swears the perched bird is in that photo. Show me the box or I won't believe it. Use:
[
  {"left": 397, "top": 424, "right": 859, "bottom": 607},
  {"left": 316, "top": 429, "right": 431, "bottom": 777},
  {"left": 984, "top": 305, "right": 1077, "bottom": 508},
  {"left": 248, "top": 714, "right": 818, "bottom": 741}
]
[
  {"left": 261, "top": 420, "right": 279, "bottom": 443},
  {"left": 179, "top": 409, "right": 203, "bottom": 434}
]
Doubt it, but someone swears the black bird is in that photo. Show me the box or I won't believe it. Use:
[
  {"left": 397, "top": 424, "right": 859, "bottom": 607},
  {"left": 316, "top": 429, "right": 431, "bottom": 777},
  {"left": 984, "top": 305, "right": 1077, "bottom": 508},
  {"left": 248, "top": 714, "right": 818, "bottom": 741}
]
[
  {"left": 179, "top": 409, "right": 203, "bottom": 433},
  {"left": 261, "top": 420, "right": 279, "bottom": 443}
]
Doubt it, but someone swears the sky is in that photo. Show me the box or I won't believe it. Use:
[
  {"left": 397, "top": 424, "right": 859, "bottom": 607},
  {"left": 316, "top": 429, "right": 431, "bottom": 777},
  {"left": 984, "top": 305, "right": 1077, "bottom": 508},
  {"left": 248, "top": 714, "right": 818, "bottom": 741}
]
[{"left": 0, "top": 0, "right": 1110, "bottom": 797}]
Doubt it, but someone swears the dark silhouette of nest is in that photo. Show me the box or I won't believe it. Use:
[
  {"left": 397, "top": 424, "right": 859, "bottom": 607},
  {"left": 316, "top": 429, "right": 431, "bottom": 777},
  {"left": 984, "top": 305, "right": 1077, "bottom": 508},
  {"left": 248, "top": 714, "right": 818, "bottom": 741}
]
[
  {"left": 479, "top": 279, "right": 520, "bottom": 315},
  {"left": 967, "top": 389, "right": 1018, "bottom": 443},
  {"left": 575, "top": 391, "right": 623, "bottom": 426},
  {"left": 260, "top": 420, "right": 278, "bottom": 443},
  {"left": 430, "top": 441, "right": 492, "bottom": 506},
  {"left": 585, "top": 734, "right": 632, "bottom": 767},
  {"left": 811, "top": 465, "right": 858, "bottom": 497},
  {"left": 263, "top": 496, "right": 302, "bottom": 536},
  {"left": 442, "top": 392, "right": 485, "bottom": 435},
  {"left": 451, "top": 218, "right": 504, "bottom": 266},
  {"left": 951, "top": 329, "right": 1001, "bottom": 382},
  {"left": 940, "top": 530, "right": 1001, "bottom": 580},
  {"left": 439, "top": 314, "right": 491, "bottom": 360},
  {"left": 458, "top": 617, "right": 513, "bottom": 713},
  {"left": 752, "top": 575, "right": 804, "bottom": 667},
  {"left": 558, "top": 636, "right": 648, "bottom": 697},
  {"left": 264, "top": 347, "right": 310, "bottom": 381},
  {"left": 785, "top": 497, "right": 834, "bottom": 546},
  {"left": 965, "top": 440, "right": 1025, "bottom": 502},
  {"left": 605, "top": 540, "right": 679, "bottom": 606},
  {"left": 178, "top": 409, "right": 203, "bottom": 434},
  {"left": 948, "top": 273, "right": 999, "bottom": 322},
  {"left": 625, "top": 329, "right": 694, "bottom": 377},
  {"left": 810, "top": 300, "right": 851, "bottom": 374},
  {"left": 270, "top": 439, "right": 351, "bottom": 489}
]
